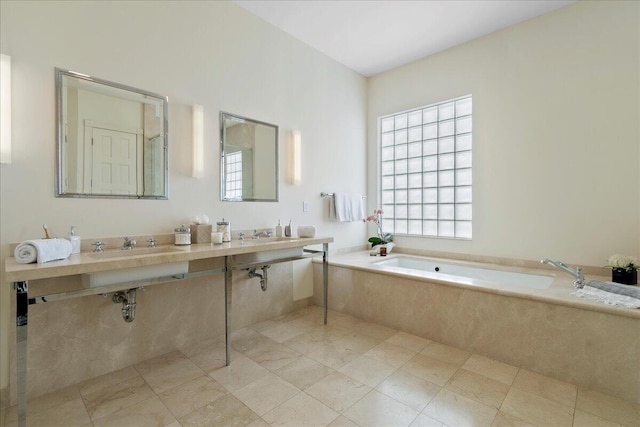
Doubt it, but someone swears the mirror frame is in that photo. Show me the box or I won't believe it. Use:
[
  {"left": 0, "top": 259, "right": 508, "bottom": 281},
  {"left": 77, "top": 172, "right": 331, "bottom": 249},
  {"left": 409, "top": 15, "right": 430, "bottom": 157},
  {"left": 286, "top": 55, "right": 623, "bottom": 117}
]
[
  {"left": 220, "top": 111, "right": 279, "bottom": 202},
  {"left": 55, "top": 68, "right": 169, "bottom": 199}
]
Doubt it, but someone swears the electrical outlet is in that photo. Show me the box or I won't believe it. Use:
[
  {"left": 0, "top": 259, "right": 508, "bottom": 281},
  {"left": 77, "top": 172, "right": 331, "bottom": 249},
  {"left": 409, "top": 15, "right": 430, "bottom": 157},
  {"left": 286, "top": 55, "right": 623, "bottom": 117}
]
[{"left": 303, "top": 201, "right": 310, "bottom": 212}]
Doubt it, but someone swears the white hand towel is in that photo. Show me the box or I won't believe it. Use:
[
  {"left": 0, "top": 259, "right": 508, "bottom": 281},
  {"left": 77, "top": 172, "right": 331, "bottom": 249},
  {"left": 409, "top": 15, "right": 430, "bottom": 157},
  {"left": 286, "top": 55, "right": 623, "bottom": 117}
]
[
  {"left": 351, "top": 193, "right": 365, "bottom": 221},
  {"left": 14, "top": 238, "right": 73, "bottom": 264},
  {"left": 334, "top": 192, "right": 352, "bottom": 222}
]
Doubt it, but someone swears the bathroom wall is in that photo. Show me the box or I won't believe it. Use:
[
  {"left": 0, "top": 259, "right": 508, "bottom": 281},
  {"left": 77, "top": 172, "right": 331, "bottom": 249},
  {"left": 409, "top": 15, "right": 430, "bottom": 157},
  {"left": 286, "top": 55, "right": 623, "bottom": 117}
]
[
  {"left": 367, "top": 1, "right": 640, "bottom": 267},
  {"left": 0, "top": 1, "right": 366, "bottom": 396}
]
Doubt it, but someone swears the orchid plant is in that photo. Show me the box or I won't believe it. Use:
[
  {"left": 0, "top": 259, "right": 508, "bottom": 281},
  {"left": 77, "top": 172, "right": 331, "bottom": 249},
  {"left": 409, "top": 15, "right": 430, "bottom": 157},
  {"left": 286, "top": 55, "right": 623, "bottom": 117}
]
[
  {"left": 364, "top": 209, "right": 393, "bottom": 247},
  {"left": 606, "top": 254, "right": 639, "bottom": 272}
]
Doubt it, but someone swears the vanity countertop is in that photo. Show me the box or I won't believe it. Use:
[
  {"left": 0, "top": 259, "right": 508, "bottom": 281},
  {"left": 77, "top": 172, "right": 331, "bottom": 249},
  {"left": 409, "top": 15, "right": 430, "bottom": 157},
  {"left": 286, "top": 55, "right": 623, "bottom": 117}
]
[{"left": 4, "top": 237, "right": 333, "bottom": 282}]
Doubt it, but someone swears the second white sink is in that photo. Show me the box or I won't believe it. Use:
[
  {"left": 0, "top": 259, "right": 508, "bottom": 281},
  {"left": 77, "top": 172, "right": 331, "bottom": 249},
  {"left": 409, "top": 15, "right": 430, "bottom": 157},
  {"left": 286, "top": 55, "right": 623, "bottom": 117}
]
[{"left": 82, "top": 261, "right": 189, "bottom": 287}]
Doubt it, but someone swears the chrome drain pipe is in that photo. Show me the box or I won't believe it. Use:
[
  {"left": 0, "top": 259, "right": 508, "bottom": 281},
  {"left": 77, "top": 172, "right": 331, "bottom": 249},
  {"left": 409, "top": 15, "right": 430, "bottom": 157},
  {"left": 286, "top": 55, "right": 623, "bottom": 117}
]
[
  {"left": 112, "top": 289, "right": 137, "bottom": 322},
  {"left": 248, "top": 265, "right": 270, "bottom": 291}
]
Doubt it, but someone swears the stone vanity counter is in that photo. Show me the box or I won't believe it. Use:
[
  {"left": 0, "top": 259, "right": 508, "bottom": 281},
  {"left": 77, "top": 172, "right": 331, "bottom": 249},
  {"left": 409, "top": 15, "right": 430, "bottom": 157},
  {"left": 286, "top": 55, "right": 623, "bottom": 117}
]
[{"left": 4, "top": 236, "right": 333, "bottom": 283}]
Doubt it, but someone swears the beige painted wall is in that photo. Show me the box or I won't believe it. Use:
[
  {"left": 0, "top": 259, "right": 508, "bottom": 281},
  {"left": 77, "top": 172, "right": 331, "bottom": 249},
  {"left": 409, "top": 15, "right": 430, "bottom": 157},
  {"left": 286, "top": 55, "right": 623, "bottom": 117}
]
[
  {"left": 367, "top": 1, "right": 640, "bottom": 267},
  {"left": 0, "top": 1, "right": 367, "bottom": 392}
]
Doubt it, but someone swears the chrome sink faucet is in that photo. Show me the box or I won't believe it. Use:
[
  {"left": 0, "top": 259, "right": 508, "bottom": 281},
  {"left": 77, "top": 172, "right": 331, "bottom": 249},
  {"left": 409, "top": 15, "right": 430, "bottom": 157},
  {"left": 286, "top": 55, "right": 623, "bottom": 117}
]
[
  {"left": 541, "top": 259, "right": 584, "bottom": 289},
  {"left": 122, "top": 237, "right": 137, "bottom": 250}
]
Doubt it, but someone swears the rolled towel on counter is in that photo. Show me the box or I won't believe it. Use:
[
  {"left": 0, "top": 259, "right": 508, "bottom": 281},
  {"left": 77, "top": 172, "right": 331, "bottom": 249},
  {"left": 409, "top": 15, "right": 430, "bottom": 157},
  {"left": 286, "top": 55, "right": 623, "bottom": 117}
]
[
  {"left": 586, "top": 280, "right": 640, "bottom": 299},
  {"left": 14, "top": 238, "right": 73, "bottom": 264}
]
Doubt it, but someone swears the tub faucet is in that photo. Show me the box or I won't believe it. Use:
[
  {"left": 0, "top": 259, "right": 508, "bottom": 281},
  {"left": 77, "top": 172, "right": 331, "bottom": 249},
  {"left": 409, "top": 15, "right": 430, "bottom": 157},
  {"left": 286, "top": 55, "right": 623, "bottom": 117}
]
[{"left": 541, "top": 259, "right": 584, "bottom": 289}]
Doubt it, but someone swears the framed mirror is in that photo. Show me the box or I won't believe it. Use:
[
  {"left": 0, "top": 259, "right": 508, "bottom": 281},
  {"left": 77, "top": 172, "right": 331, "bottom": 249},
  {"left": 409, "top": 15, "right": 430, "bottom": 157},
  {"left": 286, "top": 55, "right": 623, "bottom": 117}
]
[
  {"left": 55, "top": 68, "right": 169, "bottom": 199},
  {"left": 220, "top": 112, "right": 278, "bottom": 202}
]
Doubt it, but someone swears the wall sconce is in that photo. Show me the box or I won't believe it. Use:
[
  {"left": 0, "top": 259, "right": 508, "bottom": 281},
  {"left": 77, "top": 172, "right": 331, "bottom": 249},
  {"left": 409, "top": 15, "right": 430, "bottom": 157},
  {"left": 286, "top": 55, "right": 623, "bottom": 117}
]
[
  {"left": 192, "top": 104, "right": 204, "bottom": 178},
  {"left": 0, "top": 54, "right": 11, "bottom": 164},
  {"left": 290, "top": 130, "right": 301, "bottom": 185}
]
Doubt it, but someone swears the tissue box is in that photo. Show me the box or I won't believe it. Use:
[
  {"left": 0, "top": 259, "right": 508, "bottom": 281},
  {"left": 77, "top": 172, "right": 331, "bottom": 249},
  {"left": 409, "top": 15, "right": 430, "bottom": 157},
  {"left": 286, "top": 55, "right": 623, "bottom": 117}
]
[
  {"left": 297, "top": 225, "right": 317, "bottom": 238},
  {"left": 190, "top": 224, "right": 212, "bottom": 243}
]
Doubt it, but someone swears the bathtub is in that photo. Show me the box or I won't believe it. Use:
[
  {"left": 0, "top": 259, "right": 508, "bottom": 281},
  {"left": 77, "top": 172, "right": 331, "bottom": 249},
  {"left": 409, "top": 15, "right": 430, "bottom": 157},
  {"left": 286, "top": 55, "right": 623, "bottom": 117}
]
[
  {"left": 313, "top": 251, "right": 640, "bottom": 403},
  {"left": 372, "top": 256, "right": 553, "bottom": 289}
]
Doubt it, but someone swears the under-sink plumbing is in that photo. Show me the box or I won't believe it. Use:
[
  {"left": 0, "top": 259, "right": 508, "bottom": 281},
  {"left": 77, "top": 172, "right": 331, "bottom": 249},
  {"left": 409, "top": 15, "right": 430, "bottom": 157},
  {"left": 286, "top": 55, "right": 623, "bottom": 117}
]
[
  {"left": 112, "top": 289, "right": 138, "bottom": 322},
  {"left": 248, "top": 265, "right": 270, "bottom": 291}
]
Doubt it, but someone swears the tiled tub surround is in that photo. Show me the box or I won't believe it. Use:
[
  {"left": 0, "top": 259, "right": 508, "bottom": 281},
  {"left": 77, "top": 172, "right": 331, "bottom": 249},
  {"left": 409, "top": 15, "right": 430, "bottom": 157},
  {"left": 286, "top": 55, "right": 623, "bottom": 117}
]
[
  {"left": 313, "top": 251, "right": 640, "bottom": 404},
  {"left": 2, "top": 236, "right": 331, "bottom": 410}
]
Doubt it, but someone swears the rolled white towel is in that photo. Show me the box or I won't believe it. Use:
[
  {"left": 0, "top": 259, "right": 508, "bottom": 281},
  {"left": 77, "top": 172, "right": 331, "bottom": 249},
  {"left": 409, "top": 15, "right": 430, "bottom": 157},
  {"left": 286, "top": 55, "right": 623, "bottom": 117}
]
[{"left": 14, "top": 238, "right": 73, "bottom": 264}]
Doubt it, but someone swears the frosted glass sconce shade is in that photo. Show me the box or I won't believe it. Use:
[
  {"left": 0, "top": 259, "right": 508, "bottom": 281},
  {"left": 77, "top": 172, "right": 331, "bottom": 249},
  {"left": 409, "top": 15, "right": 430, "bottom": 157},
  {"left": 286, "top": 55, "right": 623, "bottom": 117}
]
[
  {"left": 192, "top": 104, "right": 204, "bottom": 178},
  {"left": 290, "top": 130, "right": 301, "bottom": 185},
  {"left": 1, "top": 54, "right": 11, "bottom": 164}
]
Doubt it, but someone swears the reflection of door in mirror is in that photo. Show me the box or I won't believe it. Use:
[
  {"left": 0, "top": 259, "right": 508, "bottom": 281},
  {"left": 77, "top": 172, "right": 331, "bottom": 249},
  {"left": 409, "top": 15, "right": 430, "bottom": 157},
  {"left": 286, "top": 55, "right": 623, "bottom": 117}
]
[{"left": 56, "top": 68, "right": 168, "bottom": 199}]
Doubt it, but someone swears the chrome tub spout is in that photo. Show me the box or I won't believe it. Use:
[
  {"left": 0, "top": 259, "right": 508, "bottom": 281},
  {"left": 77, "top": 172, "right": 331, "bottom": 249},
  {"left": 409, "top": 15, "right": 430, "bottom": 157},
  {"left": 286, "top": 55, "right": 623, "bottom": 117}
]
[{"left": 541, "top": 259, "right": 584, "bottom": 289}]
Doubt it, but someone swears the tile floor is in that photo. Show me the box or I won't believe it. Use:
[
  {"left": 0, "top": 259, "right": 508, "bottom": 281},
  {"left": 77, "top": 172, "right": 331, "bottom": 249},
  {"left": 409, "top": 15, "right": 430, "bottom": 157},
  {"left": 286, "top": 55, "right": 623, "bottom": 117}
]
[{"left": 2, "top": 305, "right": 639, "bottom": 427}]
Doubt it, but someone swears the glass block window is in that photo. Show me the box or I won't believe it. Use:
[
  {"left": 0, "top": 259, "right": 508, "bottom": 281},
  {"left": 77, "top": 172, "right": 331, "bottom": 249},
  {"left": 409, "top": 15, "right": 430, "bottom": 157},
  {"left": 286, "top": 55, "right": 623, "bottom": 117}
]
[
  {"left": 379, "top": 96, "right": 472, "bottom": 239},
  {"left": 224, "top": 151, "right": 243, "bottom": 199}
]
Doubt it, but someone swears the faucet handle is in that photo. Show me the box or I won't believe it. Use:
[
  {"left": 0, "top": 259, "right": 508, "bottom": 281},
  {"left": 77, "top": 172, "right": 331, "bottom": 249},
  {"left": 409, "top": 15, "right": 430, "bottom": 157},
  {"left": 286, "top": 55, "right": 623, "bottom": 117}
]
[
  {"left": 92, "top": 241, "right": 105, "bottom": 253},
  {"left": 147, "top": 238, "right": 156, "bottom": 248},
  {"left": 238, "top": 232, "right": 245, "bottom": 241}
]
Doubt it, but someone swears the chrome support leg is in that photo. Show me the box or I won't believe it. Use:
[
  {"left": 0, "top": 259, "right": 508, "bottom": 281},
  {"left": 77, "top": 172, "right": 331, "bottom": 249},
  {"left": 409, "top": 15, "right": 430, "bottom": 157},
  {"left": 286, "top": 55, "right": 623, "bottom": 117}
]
[
  {"left": 224, "top": 256, "right": 232, "bottom": 366},
  {"left": 323, "top": 243, "right": 329, "bottom": 325},
  {"left": 15, "top": 281, "right": 28, "bottom": 427}
]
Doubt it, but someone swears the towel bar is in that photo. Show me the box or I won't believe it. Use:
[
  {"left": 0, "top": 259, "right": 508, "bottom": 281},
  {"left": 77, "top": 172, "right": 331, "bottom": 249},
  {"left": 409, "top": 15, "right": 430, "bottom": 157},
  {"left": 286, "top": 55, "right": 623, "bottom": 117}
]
[{"left": 320, "top": 192, "right": 366, "bottom": 198}]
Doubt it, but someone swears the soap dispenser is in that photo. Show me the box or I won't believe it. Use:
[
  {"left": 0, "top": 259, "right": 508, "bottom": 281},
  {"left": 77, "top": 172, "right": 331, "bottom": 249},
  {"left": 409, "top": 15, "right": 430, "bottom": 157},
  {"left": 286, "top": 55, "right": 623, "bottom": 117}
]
[
  {"left": 68, "top": 226, "right": 81, "bottom": 254},
  {"left": 275, "top": 220, "right": 283, "bottom": 238}
]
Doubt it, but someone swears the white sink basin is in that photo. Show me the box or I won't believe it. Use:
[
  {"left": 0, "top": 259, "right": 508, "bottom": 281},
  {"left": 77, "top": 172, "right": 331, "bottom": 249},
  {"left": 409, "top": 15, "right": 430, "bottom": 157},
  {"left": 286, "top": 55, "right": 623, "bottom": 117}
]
[
  {"left": 232, "top": 247, "right": 303, "bottom": 265},
  {"left": 82, "top": 261, "right": 189, "bottom": 287},
  {"left": 87, "top": 246, "right": 183, "bottom": 259}
]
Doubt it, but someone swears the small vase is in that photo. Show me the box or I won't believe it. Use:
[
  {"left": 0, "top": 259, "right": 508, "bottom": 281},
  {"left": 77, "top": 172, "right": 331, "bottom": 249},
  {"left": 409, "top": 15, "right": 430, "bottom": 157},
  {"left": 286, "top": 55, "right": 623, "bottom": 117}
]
[{"left": 611, "top": 268, "right": 638, "bottom": 285}]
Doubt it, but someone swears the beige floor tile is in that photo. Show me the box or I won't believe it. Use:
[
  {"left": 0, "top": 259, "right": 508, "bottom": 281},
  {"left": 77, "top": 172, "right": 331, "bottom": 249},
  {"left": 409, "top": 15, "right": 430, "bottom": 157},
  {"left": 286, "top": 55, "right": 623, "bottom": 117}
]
[
  {"left": 334, "top": 331, "right": 381, "bottom": 354},
  {"left": 158, "top": 375, "right": 226, "bottom": 418},
  {"left": 375, "top": 370, "right": 441, "bottom": 412},
  {"left": 410, "top": 413, "right": 447, "bottom": 427},
  {"left": 512, "top": 369, "right": 577, "bottom": 408},
  {"left": 3, "top": 384, "right": 80, "bottom": 423},
  {"left": 188, "top": 340, "right": 245, "bottom": 372},
  {"left": 249, "top": 342, "right": 303, "bottom": 371},
  {"left": 263, "top": 392, "right": 339, "bottom": 426},
  {"left": 251, "top": 318, "right": 287, "bottom": 333},
  {"left": 500, "top": 387, "right": 574, "bottom": 427},
  {"left": 343, "top": 390, "right": 419, "bottom": 427},
  {"left": 273, "top": 356, "right": 333, "bottom": 390},
  {"left": 309, "top": 324, "right": 353, "bottom": 342},
  {"left": 401, "top": 354, "right": 459, "bottom": 386},
  {"left": 178, "top": 394, "right": 259, "bottom": 426},
  {"left": 490, "top": 411, "right": 535, "bottom": 426},
  {"left": 92, "top": 396, "right": 175, "bottom": 427},
  {"left": 83, "top": 375, "right": 155, "bottom": 420},
  {"left": 233, "top": 373, "right": 300, "bottom": 416},
  {"left": 260, "top": 322, "right": 306, "bottom": 343},
  {"left": 328, "top": 313, "right": 366, "bottom": 330},
  {"left": 462, "top": 354, "right": 519, "bottom": 386},
  {"left": 354, "top": 321, "right": 399, "bottom": 340},
  {"left": 327, "top": 415, "right": 360, "bottom": 427},
  {"left": 445, "top": 368, "right": 510, "bottom": 409},
  {"left": 247, "top": 418, "right": 271, "bottom": 427},
  {"left": 5, "top": 398, "right": 91, "bottom": 427},
  {"left": 420, "top": 342, "right": 471, "bottom": 366},
  {"left": 337, "top": 354, "right": 396, "bottom": 388},
  {"left": 365, "top": 341, "right": 417, "bottom": 368},
  {"left": 387, "top": 331, "right": 432, "bottom": 353},
  {"left": 576, "top": 388, "right": 640, "bottom": 427},
  {"left": 307, "top": 342, "right": 361, "bottom": 369},
  {"left": 78, "top": 366, "right": 140, "bottom": 397},
  {"left": 134, "top": 350, "right": 185, "bottom": 376},
  {"left": 573, "top": 409, "right": 623, "bottom": 427},
  {"left": 140, "top": 358, "right": 204, "bottom": 394},
  {"left": 209, "top": 356, "right": 270, "bottom": 392},
  {"left": 423, "top": 388, "right": 498, "bottom": 427},
  {"left": 284, "top": 331, "right": 333, "bottom": 355},
  {"left": 306, "top": 371, "right": 371, "bottom": 413},
  {"left": 232, "top": 328, "right": 280, "bottom": 358}
]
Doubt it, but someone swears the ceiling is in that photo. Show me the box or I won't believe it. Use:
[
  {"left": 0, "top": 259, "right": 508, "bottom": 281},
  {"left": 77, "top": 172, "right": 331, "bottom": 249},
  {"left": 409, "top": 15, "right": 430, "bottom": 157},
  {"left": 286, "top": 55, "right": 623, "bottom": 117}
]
[{"left": 234, "top": 0, "right": 575, "bottom": 77}]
